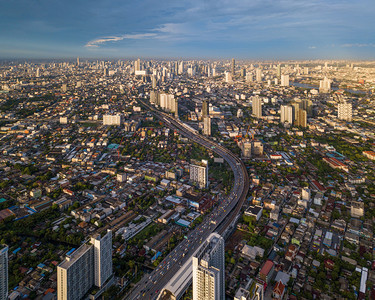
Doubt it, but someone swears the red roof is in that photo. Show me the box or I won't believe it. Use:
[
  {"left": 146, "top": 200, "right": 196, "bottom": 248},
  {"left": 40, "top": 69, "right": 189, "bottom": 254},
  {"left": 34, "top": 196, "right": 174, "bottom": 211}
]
[{"left": 260, "top": 260, "right": 274, "bottom": 276}]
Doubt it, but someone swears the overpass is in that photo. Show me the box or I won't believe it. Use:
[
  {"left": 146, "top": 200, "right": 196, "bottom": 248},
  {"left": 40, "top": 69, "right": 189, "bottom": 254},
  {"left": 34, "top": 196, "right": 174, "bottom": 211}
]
[{"left": 126, "top": 99, "right": 249, "bottom": 300}]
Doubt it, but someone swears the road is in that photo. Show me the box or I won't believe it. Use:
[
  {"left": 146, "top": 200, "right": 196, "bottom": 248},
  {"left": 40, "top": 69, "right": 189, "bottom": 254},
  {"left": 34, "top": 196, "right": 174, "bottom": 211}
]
[{"left": 126, "top": 100, "right": 249, "bottom": 300}]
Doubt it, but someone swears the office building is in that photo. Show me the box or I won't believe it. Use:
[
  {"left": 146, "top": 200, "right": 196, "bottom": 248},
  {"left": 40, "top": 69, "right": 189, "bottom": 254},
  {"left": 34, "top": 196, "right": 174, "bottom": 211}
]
[
  {"left": 91, "top": 231, "right": 112, "bottom": 287},
  {"left": 77, "top": 57, "right": 80, "bottom": 66},
  {"left": 301, "top": 99, "right": 313, "bottom": 116},
  {"left": 252, "top": 140, "right": 263, "bottom": 156},
  {"left": 252, "top": 96, "right": 262, "bottom": 118},
  {"left": 280, "top": 74, "right": 289, "bottom": 86},
  {"left": 134, "top": 58, "right": 141, "bottom": 73},
  {"left": 256, "top": 68, "right": 262, "bottom": 82},
  {"left": 150, "top": 90, "right": 160, "bottom": 106},
  {"left": 202, "top": 100, "right": 209, "bottom": 118},
  {"left": 36, "top": 68, "right": 40, "bottom": 78},
  {"left": 240, "top": 68, "right": 246, "bottom": 78},
  {"left": 231, "top": 58, "right": 235, "bottom": 76},
  {"left": 225, "top": 72, "right": 233, "bottom": 83},
  {"left": 160, "top": 93, "right": 178, "bottom": 113},
  {"left": 103, "top": 114, "right": 122, "bottom": 126},
  {"left": 319, "top": 77, "right": 331, "bottom": 93},
  {"left": 280, "top": 105, "right": 293, "bottom": 125},
  {"left": 58, "top": 244, "right": 94, "bottom": 300},
  {"left": 190, "top": 159, "right": 208, "bottom": 189},
  {"left": 193, "top": 233, "right": 225, "bottom": 300},
  {"left": 276, "top": 64, "right": 281, "bottom": 78},
  {"left": 57, "top": 230, "right": 112, "bottom": 300},
  {"left": 203, "top": 117, "right": 211, "bottom": 136},
  {"left": 295, "top": 109, "right": 307, "bottom": 127},
  {"left": 0, "top": 245, "right": 8, "bottom": 300},
  {"left": 338, "top": 102, "right": 352, "bottom": 121}
]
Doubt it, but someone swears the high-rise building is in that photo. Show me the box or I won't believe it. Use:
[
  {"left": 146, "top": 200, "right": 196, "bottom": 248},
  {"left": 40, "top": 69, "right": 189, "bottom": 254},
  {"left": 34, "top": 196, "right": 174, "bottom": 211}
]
[
  {"left": 190, "top": 159, "right": 208, "bottom": 189},
  {"left": 225, "top": 72, "right": 233, "bottom": 83},
  {"left": 193, "top": 233, "right": 225, "bottom": 300},
  {"left": 252, "top": 96, "right": 262, "bottom": 118},
  {"left": 203, "top": 117, "right": 211, "bottom": 136},
  {"left": 276, "top": 64, "right": 281, "bottom": 78},
  {"left": 240, "top": 141, "right": 252, "bottom": 159},
  {"left": 256, "top": 68, "right": 262, "bottom": 82},
  {"left": 280, "top": 105, "right": 293, "bottom": 124},
  {"left": 103, "top": 115, "right": 122, "bottom": 126},
  {"left": 36, "top": 68, "right": 40, "bottom": 78},
  {"left": 134, "top": 58, "right": 141, "bottom": 73},
  {"left": 301, "top": 99, "right": 313, "bottom": 116},
  {"left": 90, "top": 231, "right": 112, "bottom": 288},
  {"left": 231, "top": 58, "right": 235, "bottom": 76},
  {"left": 150, "top": 91, "right": 160, "bottom": 106},
  {"left": 240, "top": 68, "right": 246, "bottom": 78},
  {"left": 0, "top": 245, "right": 8, "bottom": 300},
  {"left": 295, "top": 109, "right": 307, "bottom": 127},
  {"left": 57, "top": 230, "right": 112, "bottom": 300},
  {"left": 159, "top": 93, "right": 178, "bottom": 113},
  {"left": 338, "top": 102, "right": 352, "bottom": 121},
  {"left": 57, "top": 244, "right": 94, "bottom": 300},
  {"left": 178, "top": 61, "right": 184, "bottom": 74},
  {"left": 202, "top": 100, "right": 209, "bottom": 118},
  {"left": 77, "top": 57, "right": 80, "bottom": 66},
  {"left": 319, "top": 77, "right": 331, "bottom": 93},
  {"left": 280, "top": 74, "right": 289, "bottom": 86}
]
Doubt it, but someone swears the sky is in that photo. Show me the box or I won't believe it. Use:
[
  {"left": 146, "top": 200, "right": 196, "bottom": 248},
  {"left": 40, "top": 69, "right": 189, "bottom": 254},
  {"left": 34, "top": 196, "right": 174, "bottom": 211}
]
[{"left": 1, "top": 0, "right": 375, "bottom": 59}]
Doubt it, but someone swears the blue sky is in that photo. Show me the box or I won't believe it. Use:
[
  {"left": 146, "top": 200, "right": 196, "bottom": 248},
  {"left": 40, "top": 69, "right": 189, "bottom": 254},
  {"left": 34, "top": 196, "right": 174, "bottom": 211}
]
[{"left": 1, "top": 0, "right": 374, "bottom": 59}]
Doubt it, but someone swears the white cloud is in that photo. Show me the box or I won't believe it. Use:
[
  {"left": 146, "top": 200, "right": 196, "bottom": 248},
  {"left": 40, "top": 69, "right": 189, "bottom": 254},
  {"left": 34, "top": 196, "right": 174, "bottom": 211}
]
[
  {"left": 341, "top": 43, "right": 375, "bottom": 48},
  {"left": 85, "top": 33, "right": 157, "bottom": 48},
  {"left": 308, "top": 46, "right": 317, "bottom": 49}
]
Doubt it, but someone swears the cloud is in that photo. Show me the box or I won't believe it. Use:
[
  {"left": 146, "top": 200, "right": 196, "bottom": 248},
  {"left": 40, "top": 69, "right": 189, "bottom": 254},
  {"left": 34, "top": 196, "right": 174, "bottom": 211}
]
[
  {"left": 85, "top": 33, "right": 157, "bottom": 48},
  {"left": 308, "top": 46, "right": 317, "bottom": 49},
  {"left": 341, "top": 43, "right": 375, "bottom": 48}
]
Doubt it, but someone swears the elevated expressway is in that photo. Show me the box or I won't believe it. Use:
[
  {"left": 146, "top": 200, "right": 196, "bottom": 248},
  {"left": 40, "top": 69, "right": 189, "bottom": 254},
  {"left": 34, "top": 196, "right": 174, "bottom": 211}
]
[{"left": 126, "top": 100, "right": 249, "bottom": 300}]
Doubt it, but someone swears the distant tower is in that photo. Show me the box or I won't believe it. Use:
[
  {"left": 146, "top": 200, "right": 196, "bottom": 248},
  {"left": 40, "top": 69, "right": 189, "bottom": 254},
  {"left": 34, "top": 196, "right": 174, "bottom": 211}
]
[
  {"left": 256, "top": 68, "right": 262, "bottom": 82},
  {"left": 193, "top": 233, "right": 225, "bottom": 300},
  {"left": 277, "top": 64, "right": 281, "bottom": 78},
  {"left": 280, "top": 74, "right": 289, "bottom": 86},
  {"left": 252, "top": 96, "right": 262, "bottom": 118},
  {"left": 319, "top": 77, "right": 331, "bottom": 93},
  {"left": 203, "top": 117, "right": 211, "bottom": 136},
  {"left": 338, "top": 102, "right": 352, "bottom": 121},
  {"left": 0, "top": 245, "right": 8, "bottom": 300},
  {"left": 174, "top": 98, "right": 179, "bottom": 118},
  {"left": 225, "top": 72, "right": 233, "bottom": 83},
  {"left": 280, "top": 105, "right": 293, "bottom": 124},
  {"left": 202, "top": 100, "right": 209, "bottom": 118},
  {"left": 231, "top": 58, "right": 235, "bottom": 76},
  {"left": 77, "top": 57, "right": 80, "bottom": 66},
  {"left": 295, "top": 109, "right": 307, "bottom": 127},
  {"left": 134, "top": 58, "right": 141, "bottom": 73},
  {"left": 36, "top": 68, "right": 40, "bottom": 78},
  {"left": 240, "top": 68, "right": 246, "bottom": 78}
]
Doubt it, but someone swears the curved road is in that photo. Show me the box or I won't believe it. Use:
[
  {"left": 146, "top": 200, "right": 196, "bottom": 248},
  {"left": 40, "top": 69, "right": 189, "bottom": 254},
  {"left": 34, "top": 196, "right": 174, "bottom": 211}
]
[{"left": 126, "top": 100, "right": 249, "bottom": 300}]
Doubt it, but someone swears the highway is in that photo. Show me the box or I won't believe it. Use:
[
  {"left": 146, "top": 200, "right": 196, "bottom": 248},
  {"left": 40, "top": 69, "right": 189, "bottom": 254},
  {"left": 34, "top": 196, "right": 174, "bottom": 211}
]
[{"left": 126, "top": 100, "right": 249, "bottom": 300}]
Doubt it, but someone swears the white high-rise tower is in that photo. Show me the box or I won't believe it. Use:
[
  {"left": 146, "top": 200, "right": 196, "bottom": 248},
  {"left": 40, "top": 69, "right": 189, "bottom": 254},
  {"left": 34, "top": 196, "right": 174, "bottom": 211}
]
[
  {"left": 0, "top": 245, "right": 8, "bottom": 300},
  {"left": 193, "top": 233, "right": 225, "bottom": 300}
]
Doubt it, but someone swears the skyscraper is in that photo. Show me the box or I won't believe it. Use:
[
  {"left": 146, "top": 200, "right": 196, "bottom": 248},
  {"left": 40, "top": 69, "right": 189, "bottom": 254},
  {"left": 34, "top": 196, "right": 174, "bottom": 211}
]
[
  {"left": 280, "top": 74, "right": 289, "bottom": 86},
  {"left": 338, "top": 102, "right": 352, "bottom": 121},
  {"left": 319, "top": 77, "right": 331, "bottom": 93},
  {"left": 202, "top": 100, "right": 209, "bottom": 118},
  {"left": 134, "top": 58, "right": 141, "bottom": 73},
  {"left": 203, "top": 116, "right": 211, "bottom": 136},
  {"left": 36, "top": 68, "right": 40, "bottom": 78},
  {"left": 231, "top": 58, "right": 235, "bottom": 76},
  {"left": 192, "top": 233, "right": 225, "bottom": 300},
  {"left": 90, "top": 231, "right": 112, "bottom": 288},
  {"left": 280, "top": 105, "right": 293, "bottom": 124},
  {"left": 276, "top": 64, "right": 281, "bottom": 78},
  {"left": 77, "top": 57, "right": 80, "bottom": 66},
  {"left": 0, "top": 245, "right": 8, "bottom": 300},
  {"left": 190, "top": 159, "right": 208, "bottom": 189},
  {"left": 256, "top": 68, "right": 262, "bottom": 82},
  {"left": 295, "top": 109, "right": 307, "bottom": 127},
  {"left": 252, "top": 96, "right": 262, "bottom": 118},
  {"left": 57, "top": 230, "right": 113, "bottom": 300}
]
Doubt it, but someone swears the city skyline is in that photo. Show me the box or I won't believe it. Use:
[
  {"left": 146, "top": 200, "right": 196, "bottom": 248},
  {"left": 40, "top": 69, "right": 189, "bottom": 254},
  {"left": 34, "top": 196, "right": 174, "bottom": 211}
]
[{"left": 1, "top": 0, "right": 375, "bottom": 59}]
